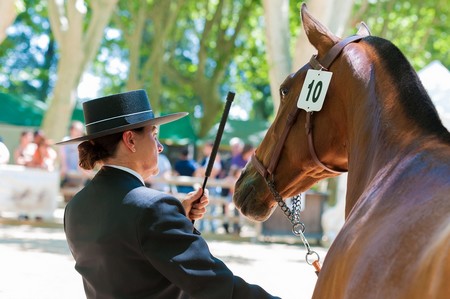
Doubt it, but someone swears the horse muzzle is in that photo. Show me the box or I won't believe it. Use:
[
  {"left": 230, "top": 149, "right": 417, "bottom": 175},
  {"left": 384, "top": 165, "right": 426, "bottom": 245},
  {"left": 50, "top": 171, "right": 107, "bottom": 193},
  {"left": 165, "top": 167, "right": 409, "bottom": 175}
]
[{"left": 233, "top": 164, "right": 276, "bottom": 221}]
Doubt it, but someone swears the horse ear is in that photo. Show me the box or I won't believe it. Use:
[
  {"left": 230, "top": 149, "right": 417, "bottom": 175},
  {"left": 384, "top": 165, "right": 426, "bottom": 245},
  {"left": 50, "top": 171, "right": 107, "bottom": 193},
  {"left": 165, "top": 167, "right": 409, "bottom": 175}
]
[
  {"left": 356, "top": 22, "right": 371, "bottom": 36},
  {"left": 300, "top": 3, "right": 339, "bottom": 55}
]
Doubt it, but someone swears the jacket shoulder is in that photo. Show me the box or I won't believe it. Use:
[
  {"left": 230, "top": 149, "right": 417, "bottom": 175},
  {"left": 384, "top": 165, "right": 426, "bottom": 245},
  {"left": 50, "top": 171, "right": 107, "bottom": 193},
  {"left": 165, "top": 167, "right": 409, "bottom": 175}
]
[{"left": 124, "top": 187, "right": 184, "bottom": 212}]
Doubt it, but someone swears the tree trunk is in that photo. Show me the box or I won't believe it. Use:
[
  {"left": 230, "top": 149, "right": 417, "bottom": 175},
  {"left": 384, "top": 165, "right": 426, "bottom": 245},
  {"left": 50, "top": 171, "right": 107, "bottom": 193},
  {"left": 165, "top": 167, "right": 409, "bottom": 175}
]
[
  {"left": 0, "top": 0, "right": 18, "bottom": 44},
  {"left": 292, "top": 0, "right": 355, "bottom": 70},
  {"left": 262, "top": 0, "right": 291, "bottom": 113},
  {"left": 42, "top": 0, "right": 118, "bottom": 142},
  {"left": 196, "top": 83, "right": 223, "bottom": 138},
  {"left": 118, "top": 0, "right": 186, "bottom": 115}
]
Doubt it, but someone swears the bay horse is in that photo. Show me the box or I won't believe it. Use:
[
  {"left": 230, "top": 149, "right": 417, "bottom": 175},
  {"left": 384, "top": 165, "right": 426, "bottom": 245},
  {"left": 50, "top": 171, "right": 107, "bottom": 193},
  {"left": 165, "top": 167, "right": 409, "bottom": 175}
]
[{"left": 233, "top": 3, "right": 450, "bottom": 299}]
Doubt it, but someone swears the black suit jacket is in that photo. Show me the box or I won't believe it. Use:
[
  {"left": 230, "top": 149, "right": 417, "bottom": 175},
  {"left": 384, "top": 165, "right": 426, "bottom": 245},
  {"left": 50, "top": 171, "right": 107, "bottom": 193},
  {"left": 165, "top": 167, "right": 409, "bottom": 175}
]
[{"left": 64, "top": 166, "right": 279, "bottom": 299}]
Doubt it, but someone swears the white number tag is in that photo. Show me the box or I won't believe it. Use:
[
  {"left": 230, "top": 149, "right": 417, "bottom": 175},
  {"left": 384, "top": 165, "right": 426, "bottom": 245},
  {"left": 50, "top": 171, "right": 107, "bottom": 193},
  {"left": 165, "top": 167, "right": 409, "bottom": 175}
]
[{"left": 297, "top": 69, "right": 332, "bottom": 112}]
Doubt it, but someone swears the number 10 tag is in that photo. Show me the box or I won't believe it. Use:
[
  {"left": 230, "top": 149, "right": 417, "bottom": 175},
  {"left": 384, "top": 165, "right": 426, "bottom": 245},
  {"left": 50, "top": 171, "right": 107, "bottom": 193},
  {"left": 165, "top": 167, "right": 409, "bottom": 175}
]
[{"left": 297, "top": 69, "right": 333, "bottom": 112}]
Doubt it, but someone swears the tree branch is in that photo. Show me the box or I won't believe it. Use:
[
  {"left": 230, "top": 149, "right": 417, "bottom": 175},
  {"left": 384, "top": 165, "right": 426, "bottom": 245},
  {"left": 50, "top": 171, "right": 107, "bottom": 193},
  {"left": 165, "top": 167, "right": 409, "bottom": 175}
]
[
  {"left": 379, "top": 1, "right": 394, "bottom": 37},
  {"left": 82, "top": 0, "right": 118, "bottom": 66},
  {"left": 211, "top": 0, "right": 253, "bottom": 84},
  {"left": 163, "top": 62, "right": 194, "bottom": 87},
  {"left": 197, "top": 0, "right": 225, "bottom": 80},
  {"left": 47, "top": 0, "right": 64, "bottom": 43},
  {"left": 0, "top": 0, "right": 19, "bottom": 44},
  {"left": 127, "top": 0, "right": 148, "bottom": 88}
]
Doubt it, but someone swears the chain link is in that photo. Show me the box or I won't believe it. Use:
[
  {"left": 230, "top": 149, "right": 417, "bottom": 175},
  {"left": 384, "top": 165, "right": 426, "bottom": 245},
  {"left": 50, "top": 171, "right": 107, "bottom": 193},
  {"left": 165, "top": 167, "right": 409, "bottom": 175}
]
[{"left": 266, "top": 177, "right": 321, "bottom": 268}]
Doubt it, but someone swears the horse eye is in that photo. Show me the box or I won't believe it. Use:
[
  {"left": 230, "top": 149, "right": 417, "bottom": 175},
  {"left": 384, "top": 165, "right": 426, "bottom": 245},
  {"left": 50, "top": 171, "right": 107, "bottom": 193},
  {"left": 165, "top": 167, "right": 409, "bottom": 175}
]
[{"left": 280, "top": 87, "right": 289, "bottom": 97}]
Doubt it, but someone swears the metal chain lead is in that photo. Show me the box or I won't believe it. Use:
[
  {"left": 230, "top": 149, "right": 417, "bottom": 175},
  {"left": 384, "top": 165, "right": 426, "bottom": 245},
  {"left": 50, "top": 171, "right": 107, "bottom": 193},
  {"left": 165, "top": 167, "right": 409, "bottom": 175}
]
[{"left": 266, "top": 177, "right": 321, "bottom": 268}]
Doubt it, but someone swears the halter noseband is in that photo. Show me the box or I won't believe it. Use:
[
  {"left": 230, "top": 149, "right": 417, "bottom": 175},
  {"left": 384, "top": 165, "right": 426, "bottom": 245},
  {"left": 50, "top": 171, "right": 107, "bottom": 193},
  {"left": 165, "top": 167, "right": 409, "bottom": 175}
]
[{"left": 252, "top": 35, "right": 363, "bottom": 180}]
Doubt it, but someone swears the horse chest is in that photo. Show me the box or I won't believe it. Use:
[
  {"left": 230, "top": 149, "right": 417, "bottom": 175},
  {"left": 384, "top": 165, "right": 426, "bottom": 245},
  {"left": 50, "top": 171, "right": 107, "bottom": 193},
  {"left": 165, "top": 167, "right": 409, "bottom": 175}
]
[
  {"left": 312, "top": 183, "right": 449, "bottom": 299},
  {"left": 314, "top": 224, "right": 413, "bottom": 298}
]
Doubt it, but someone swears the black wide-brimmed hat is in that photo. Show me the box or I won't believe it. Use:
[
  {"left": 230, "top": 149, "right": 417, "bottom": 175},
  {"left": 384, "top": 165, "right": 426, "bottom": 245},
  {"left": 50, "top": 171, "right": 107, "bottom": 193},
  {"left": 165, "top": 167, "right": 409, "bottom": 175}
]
[{"left": 56, "top": 89, "right": 187, "bottom": 145}]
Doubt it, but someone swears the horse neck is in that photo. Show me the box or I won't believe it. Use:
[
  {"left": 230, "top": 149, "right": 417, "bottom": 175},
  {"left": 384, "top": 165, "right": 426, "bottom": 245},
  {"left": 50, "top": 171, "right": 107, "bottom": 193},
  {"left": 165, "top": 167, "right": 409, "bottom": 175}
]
[{"left": 343, "top": 69, "right": 431, "bottom": 216}]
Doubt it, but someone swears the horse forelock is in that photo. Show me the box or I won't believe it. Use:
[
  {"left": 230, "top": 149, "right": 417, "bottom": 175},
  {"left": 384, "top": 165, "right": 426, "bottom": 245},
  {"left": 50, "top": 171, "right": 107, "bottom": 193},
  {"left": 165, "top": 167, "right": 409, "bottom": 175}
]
[{"left": 363, "top": 36, "right": 450, "bottom": 142}]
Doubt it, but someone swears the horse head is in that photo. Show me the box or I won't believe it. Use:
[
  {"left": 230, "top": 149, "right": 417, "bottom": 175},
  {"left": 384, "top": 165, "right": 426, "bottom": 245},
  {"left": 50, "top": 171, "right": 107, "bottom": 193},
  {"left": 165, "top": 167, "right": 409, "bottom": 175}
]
[{"left": 233, "top": 4, "right": 371, "bottom": 221}]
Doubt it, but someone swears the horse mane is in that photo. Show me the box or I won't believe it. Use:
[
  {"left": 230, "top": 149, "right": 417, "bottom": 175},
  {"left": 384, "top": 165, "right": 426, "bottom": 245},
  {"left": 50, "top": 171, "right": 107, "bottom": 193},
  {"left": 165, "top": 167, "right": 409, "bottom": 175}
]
[{"left": 363, "top": 36, "right": 450, "bottom": 143}]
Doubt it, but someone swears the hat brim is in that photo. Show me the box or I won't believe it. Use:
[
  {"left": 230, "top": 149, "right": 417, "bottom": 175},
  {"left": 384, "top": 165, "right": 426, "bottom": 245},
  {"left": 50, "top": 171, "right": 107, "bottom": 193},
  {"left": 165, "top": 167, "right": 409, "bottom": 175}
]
[{"left": 56, "top": 112, "right": 188, "bottom": 145}]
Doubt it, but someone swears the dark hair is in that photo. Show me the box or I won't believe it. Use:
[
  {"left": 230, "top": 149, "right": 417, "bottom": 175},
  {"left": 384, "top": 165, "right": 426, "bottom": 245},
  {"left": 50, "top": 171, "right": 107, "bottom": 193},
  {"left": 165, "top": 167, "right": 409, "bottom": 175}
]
[
  {"left": 180, "top": 148, "right": 189, "bottom": 156},
  {"left": 78, "top": 128, "right": 144, "bottom": 170},
  {"left": 20, "top": 130, "right": 33, "bottom": 137},
  {"left": 242, "top": 143, "right": 254, "bottom": 154}
]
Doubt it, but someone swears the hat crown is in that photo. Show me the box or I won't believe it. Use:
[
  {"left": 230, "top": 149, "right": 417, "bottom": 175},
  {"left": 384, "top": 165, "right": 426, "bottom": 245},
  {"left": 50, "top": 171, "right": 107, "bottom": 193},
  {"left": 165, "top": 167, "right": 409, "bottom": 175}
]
[
  {"left": 56, "top": 89, "right": 188, "bottom": 145},
  {"left": 83, "top": 90, "right": 154, "bottom": 135}
]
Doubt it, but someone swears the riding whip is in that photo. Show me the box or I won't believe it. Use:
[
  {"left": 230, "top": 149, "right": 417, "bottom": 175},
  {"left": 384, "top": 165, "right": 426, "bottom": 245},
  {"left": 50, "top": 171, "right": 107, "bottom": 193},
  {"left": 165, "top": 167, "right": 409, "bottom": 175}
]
[{"left": 192, "top": 91, "right": 235, "bottom": 226}]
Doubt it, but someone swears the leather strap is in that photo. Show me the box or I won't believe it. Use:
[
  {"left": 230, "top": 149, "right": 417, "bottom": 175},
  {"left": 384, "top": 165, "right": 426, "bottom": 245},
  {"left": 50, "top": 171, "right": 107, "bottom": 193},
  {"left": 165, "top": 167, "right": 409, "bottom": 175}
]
[
  {"left": 251, "top": 109, "right": 300, "bottom": 179},
  {"left": 305, "top": 112, "right": 343, "bottom": 174},
  {"left": 251, "top": 153, "right": 268, "bottom": 179},
  {"left": 267, "top": 109, "right": 300, "bottom": 176},
  {"left": 310, "top": 35, "right": 363, "bottom": 70}
]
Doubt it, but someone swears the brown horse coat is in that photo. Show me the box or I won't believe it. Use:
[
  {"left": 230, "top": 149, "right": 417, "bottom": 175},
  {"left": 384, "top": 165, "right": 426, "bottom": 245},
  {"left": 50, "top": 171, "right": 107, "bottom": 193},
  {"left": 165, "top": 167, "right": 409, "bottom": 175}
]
[{"left": 233, "top": 4, "right": 450, "bottom": 299}]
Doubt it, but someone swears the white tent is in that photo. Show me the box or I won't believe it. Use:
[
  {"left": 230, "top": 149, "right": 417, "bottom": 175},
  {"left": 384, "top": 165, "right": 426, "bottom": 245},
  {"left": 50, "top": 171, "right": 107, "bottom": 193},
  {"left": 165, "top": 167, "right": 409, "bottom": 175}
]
[{"left": 418, "top": 60, "right": 450, "bottom": 130}]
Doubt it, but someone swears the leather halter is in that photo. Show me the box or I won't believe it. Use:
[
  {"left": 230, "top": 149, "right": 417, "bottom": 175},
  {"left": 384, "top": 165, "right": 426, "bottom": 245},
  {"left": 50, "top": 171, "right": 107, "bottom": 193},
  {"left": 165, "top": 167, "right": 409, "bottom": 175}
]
[{"left": 252, "top": 35, "right": 363, "bottom": 179}]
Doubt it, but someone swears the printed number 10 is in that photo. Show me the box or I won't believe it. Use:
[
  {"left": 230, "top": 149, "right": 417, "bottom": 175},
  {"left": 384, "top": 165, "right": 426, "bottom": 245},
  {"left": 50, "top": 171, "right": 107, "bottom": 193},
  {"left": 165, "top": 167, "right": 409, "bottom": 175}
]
[{"left": 305, "top": 80, "right": 323, "bottom": 103}]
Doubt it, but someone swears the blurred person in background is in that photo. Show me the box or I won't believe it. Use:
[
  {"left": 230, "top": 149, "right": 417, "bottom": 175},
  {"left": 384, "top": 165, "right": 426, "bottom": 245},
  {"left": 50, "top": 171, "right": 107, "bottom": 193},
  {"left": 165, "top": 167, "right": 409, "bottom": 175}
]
[
  {"left": 195, "top": 141, "right": 222, "bottom": 179},
  {"left": 229, "top": 143, "right": 255, "bottom": 179},
  {"left": 60, "top": 121, "right": 92, "bottom": 202},
  {"left": 145, "top": 152, "right": 172, "bottom": 192},
  {"left": 173, "top": 147, "right": 198, "bottom": 194},
  {"left": 195, "top": 141, "right": 222, "bottom": 233},
  {"left": 14, "top": 130, "right": 34, "bottom": 165},
  {"left": 0, "top": 136, "right": 10, "bottom": 164},
  {"left": 219, "top": 137, "right": 244, "bottom": 234},
  {"left": 26, "top": 130, "right": 57, "bottom": 171}
]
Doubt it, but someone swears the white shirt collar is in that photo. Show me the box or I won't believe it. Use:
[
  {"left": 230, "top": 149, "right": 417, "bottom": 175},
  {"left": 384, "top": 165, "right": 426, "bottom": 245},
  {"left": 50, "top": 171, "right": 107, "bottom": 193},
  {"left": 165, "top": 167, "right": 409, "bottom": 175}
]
[{"left": 104, "top": 164, "right": 145, "bottom": 186}]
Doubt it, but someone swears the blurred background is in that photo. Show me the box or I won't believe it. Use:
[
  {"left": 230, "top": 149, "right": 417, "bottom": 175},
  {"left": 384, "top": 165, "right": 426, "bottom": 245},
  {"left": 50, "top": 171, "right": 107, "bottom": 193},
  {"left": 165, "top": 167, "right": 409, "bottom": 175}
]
[{"left": 0, "top": 1, "right": 448, "bottom": 298}]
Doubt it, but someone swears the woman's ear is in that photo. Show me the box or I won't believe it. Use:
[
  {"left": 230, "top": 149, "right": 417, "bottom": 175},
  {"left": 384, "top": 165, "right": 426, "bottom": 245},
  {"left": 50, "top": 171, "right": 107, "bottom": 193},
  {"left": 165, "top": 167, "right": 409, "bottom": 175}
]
[{"left": 122, "top": 131, "right": 136, "bottom": 153}]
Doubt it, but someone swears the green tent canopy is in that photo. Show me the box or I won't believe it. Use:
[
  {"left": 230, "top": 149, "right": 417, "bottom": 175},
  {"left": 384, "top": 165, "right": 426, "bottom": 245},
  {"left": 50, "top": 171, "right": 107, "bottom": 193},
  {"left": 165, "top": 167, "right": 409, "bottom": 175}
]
[
  {"left": 0, "top": 92, "right": 84, "bottom": 127},
  {"left": 158, "top": 113, "right": 197, "bottom": 145},
  {"left": 0, "top": 92, "right": 46, "bottom": 126},
  {"left": 158, "top": 116, "right": 269, "bottom": 147},
  {"left": 202, "top": 119, "right": 269, "bottom": 147}
]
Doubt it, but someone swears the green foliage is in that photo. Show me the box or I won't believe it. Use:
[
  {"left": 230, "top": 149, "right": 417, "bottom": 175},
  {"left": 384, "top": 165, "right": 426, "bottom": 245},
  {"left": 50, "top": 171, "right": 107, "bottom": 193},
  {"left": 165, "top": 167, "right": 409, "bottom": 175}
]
[
  {"left": 0, "top": 0, "right": 57, "bottom": 102},
  {"left": 165, "top": 0, "right": 270, "bottom": 119},
  {"left": 351, "top": 0, "right": 449, "bottom": 70},
  {"left": 223, "top": 2, "right": 273, "bottom": 121}
]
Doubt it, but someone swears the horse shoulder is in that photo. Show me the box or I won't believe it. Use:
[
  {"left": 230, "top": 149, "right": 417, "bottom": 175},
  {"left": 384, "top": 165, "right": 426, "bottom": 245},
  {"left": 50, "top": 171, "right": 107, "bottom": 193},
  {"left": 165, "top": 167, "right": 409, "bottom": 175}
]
[
  {"left": 314, "top": 206, "right": 450, "bottom": 299},
  {"left": 404, "top": 218, "right": 450, "bottom": 298},
  {"left": 312, "top": 148, "right": 450, "bottom": 298}
]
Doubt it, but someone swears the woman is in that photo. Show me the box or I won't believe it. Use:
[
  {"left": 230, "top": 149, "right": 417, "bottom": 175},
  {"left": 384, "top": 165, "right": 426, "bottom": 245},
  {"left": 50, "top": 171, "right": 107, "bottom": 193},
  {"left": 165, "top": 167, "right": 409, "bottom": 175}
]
[
  {"left": 13, "top": 130, "right": 34, "bottom": 165},
  {"left": 27, "top": 130, "right": 57, "bottom": 171},
  {"left": 57, "top": 90, "right": 278, "bottom": 299}
]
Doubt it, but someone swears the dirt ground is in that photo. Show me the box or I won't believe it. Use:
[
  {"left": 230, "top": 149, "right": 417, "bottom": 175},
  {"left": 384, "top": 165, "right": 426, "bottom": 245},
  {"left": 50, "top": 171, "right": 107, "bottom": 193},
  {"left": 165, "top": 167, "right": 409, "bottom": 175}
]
[{"left": 0, "top": 222, "right": 327, "bottom": 299}]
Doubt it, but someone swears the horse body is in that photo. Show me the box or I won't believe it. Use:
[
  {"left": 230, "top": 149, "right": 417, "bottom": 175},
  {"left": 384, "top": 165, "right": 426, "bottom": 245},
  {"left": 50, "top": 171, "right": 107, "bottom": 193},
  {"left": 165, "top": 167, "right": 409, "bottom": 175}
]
[
  {"left": 318, "top": 145, "right": 450, "bottom": 298},
  {"left": 233, "top": 4, "right": 450, "bottom": 298}
]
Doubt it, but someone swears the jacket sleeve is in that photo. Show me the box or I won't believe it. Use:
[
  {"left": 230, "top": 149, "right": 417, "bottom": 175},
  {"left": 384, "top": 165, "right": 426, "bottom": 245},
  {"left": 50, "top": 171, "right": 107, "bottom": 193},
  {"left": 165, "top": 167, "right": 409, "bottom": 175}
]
[{"left": 129, "top": 187, "right": 280, "bottom": 299}]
